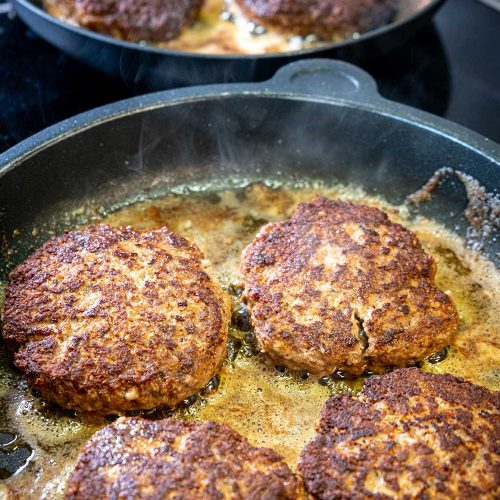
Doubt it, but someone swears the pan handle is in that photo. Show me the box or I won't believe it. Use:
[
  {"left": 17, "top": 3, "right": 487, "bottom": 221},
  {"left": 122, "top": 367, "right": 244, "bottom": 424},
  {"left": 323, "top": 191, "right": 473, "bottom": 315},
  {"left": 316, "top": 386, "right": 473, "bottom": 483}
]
[{"left": 263, "top": 59, "right": 380, "bottom": 102}]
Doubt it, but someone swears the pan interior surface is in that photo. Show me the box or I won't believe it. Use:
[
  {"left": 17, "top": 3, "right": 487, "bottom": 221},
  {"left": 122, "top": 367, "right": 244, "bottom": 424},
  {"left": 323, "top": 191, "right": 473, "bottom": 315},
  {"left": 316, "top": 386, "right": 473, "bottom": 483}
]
[
  {"left": 0, "top": 90, "right": 499, "bottom": 496},
  {"left": 0, "top": 178, "right": 499, "bottom": 499},
  {"left": 39, "top": 0, "right": 435, "bottom": 55}
]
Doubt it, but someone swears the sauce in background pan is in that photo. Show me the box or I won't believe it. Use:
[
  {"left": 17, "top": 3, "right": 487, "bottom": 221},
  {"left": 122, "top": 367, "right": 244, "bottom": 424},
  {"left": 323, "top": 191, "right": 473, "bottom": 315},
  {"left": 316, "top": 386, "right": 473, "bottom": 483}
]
[{"left": 0, "top": 182, "right": 498, "bottom": 498}]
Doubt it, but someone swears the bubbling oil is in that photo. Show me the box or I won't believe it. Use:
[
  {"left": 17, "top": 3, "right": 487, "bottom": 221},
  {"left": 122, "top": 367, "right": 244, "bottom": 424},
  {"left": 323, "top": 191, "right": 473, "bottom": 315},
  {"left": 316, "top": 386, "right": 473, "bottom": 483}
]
[{"left": 0, "top": 182, "right": 498, "bottom": 498}]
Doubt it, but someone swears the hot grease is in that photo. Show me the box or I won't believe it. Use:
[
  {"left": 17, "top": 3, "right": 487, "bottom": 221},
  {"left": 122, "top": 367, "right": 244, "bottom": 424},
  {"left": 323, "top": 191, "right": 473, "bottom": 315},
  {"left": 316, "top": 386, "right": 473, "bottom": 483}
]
[{"left": 0, "top": 183, "right": 498, "bottom": 498}]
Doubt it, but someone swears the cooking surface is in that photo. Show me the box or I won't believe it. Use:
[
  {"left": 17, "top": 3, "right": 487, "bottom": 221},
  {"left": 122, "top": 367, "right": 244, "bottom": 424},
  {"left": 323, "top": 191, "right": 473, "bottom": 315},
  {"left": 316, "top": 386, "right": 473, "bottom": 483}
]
[
  {"left": 0, "top": 182, "right": 498, "bottom": 497},
  {"left": 0, "top": 0, "right": 500, "bottom": 153}
]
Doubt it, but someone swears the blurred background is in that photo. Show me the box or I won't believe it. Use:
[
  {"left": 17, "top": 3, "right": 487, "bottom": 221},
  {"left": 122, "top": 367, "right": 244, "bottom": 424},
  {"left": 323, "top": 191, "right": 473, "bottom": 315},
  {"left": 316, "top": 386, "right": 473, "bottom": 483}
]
[{"left": 0, "top": 0, "right": 499, "bottom": 153}]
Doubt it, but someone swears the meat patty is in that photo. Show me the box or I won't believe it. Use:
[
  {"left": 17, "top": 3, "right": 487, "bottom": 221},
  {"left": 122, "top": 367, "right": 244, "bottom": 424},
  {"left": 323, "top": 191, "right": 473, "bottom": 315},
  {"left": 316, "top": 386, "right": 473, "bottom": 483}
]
[
  {"left": 2, "top": 225, "right": 230, "bottom": 413},
  {"left": 234, "top": 0, "right": 397, "bottom": 38},
  {"left": 65, "top": 417, "right": 305, "bottom": 499},
  {"left": 59, "top": 0, "right": 203, "bottom": 42},
  {"left": 298, "top": 368, "right": 500, "bottom": 499},
  {"left": 240, "top": 198, "right": 458, "bottom": 375}
]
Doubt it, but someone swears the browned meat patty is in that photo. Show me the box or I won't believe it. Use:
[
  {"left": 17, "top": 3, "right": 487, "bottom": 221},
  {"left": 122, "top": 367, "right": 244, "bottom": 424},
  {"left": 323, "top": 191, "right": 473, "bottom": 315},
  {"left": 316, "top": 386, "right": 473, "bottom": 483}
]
[
  {"left": 240, "top": 198, "right": 458, "bottom": 376},
  {"left": 65, "top": 417, "right": 305, "bottom": 499},
  {"left": 60, "top": 0, "right": 203, "bottom": 42},
  {"left": 234, "top": 0, "right": 397, "bottom": 38},
  {"left": 2, "top": 225, "right": 230, "bottom": 413},
  {"left": 298, "top": 368, "right": 500, "bottom": 499}
]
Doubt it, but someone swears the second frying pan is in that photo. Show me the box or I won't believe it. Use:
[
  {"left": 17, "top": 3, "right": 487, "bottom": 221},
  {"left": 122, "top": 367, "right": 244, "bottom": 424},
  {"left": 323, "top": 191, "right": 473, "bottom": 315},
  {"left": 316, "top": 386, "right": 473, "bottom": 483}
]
[{"left": 11, "top": 0, "right": 446, "bottom": 90}]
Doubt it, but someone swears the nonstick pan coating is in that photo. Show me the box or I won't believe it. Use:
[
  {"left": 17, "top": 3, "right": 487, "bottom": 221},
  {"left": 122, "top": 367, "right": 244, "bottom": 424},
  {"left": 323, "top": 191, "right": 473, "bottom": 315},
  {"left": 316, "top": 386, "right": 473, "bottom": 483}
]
[
  {"left": 0, "top": 58, "right": 498, "bottom": 278},
  {"left": 0, "top": 58, "right": 499, "bottom": 480},
  {"left": 11, "top": 0, "right": 446, "bottom": 90}
]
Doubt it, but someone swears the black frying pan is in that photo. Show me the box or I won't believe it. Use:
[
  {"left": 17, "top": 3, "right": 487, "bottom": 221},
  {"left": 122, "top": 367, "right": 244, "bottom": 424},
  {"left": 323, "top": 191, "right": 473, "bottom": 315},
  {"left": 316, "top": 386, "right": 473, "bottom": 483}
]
[
  {"left": 0, "top": 58, "right": 498, "bottom": 277},
  {"left": 11, "top": 0, "right": 446, "bottom": 90},
  {"left": 0, "top": 58, "right": 498, "bottom": 481}
]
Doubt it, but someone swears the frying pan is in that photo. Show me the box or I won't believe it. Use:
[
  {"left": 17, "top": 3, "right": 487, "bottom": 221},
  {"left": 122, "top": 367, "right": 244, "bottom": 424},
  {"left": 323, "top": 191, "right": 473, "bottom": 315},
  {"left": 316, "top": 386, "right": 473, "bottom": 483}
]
[
  {"left": 0, "top": 58, "right": 498, "bottom": 275},
  {"left": 0, "top": 58, "right": 498, "bottom": 483},
  {"left": 11, "top": 0, "right": 447, "bottom": 90}
]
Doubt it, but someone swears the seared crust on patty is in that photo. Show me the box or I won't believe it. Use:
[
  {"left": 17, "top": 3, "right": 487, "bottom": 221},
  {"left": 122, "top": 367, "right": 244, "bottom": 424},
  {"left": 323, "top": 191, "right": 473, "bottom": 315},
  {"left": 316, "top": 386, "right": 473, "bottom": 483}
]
[
  {"left": 240, "top": 198, "right": 458, "bottom": 375},
  {"left": 298, "top": 368, "right": 500, "bottom": 499},
  {"left": 65, "top": 418, "right": 305, "bottom": 499},
  {"left": 60, "top": 0, "right": 203, "bottom": 42},
  {"left": 2, "top": 225, "right": 230, "bottom": 413},
  {"left": 234, "top": 0, "right": 396, "bottom": 38}
]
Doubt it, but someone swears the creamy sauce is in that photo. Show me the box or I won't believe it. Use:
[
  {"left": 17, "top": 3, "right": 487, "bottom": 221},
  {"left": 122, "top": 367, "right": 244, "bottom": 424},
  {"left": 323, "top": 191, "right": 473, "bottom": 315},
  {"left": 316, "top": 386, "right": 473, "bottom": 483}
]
[
  {"left": 0, "top": 182, "right": 498, "bottom": 498},
  {"left": 43, "top": 0, "right": 354, "bottom": 55}
]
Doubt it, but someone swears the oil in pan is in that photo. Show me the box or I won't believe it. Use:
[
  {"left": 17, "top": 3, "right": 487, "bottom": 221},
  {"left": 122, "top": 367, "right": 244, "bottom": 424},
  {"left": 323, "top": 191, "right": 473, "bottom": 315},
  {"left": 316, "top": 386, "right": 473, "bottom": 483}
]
[{"left": 0, "top": 181, "right": 499, "bottom": 498}]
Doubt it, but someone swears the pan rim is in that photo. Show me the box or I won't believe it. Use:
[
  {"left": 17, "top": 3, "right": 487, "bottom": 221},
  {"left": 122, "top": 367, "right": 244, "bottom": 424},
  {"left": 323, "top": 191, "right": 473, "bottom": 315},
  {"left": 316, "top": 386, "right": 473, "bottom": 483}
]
[
  {"left": 12, "top": 0, "right": 446, "bottom": 60},
  {"left": 1, "top": 82, "right": 499, "bottom": 182}
]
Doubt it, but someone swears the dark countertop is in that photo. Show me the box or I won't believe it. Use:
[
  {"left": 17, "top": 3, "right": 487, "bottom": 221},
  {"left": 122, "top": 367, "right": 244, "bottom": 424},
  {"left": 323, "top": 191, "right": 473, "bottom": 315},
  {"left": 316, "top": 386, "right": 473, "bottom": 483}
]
[{"left": 0, "top": 0, "right": 499, "bottom": 154}]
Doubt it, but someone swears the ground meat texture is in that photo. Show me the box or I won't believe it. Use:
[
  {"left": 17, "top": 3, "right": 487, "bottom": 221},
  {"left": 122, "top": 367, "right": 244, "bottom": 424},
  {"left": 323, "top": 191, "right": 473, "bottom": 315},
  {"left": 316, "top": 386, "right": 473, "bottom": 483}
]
[
  {"left": 2, "top": 225, "right": 230, "bottom": 414},
  {"left": 65, "top": 418, "right": 305, "bottom": 499},
  {"left": 64, "top": 0, "right": 203, "bottom": 42},
  {"left": 240, "top": 198, "right": 458, "bottom": 376},
  {"left": 298, "top": 368, "right": 500, "bottom": 499},
  {"left": 234, "top": 0, "right": 397, "bottom": 38}
]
